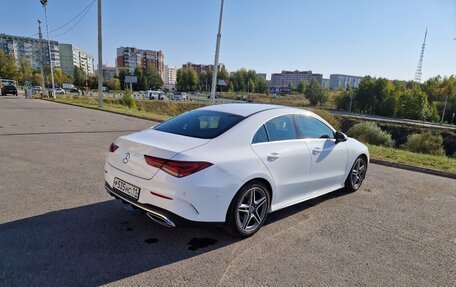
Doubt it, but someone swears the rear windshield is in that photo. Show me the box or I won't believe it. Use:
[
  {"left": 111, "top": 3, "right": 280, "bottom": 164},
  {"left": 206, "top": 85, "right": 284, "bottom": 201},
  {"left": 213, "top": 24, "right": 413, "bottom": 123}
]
[{"left": 154, "top": 110, "right": 245, "bottom": 139}]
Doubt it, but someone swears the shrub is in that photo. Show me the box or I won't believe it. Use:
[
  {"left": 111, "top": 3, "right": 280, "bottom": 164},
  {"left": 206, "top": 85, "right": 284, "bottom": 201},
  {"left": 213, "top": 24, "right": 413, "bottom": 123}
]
[
  {"left": 402, "top": 131, "right": 445, "bottom": 156},
  {"left": 347, "top": 122, "right": 394, "bottom": 147},
  {"left": 312, "top": 109, "right": 341, "bottom": 130},
  {"left": 121, "top": 91, "right": 136, "bottom": 109}
]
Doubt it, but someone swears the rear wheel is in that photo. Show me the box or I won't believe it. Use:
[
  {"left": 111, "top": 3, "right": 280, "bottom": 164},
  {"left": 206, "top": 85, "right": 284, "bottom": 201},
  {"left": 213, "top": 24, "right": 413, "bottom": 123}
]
[
  {"left": 225, "top": 181, "right": 270, "bottom": 237},
  {"left": 345, "top": 156, "right": 367, "bottom": 192}
]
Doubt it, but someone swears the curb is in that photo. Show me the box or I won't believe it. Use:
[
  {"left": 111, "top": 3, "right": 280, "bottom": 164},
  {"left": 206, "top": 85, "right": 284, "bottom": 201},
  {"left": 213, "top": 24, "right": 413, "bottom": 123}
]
[
  {"left": 370, "top": 159, "right": 456, "bottom": 180},
  {"left": 40, "top": 98, "right": 455, "bottom": 180}
]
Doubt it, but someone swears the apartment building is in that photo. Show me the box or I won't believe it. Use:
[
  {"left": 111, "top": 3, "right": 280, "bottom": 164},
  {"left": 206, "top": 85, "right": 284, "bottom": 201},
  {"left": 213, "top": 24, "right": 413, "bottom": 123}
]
[
  {"left": 163, "top": 65, "right": 177, "bottom": 85},
  {"left": 116, "top": 47, "right": 164, "bottom": 76},
  {"left": 181, "top": 62, "right": 225, "bottom": 77},
  {"left": 0, "top": 33, "right": 60, "bottom": 70},
  {"left": 270, "top": 70, "right": 323, "bottom": 88},
  {"left": 329, "top": 74, "right": 363, "bottom": 90},
  {"left": 59, "top": 43, "right": 95, "bottom": 76}
]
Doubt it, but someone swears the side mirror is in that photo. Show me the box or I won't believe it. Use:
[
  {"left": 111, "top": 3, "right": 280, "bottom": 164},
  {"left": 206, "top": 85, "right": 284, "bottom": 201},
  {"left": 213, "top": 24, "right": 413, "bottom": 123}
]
[{"left": 335, "top": 131, "right": 347, "bottom": 143}]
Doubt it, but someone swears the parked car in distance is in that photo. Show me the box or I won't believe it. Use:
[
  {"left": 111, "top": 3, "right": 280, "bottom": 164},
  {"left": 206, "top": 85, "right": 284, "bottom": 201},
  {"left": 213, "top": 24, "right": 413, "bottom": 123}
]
[
  {"left": 171, "top": 92, "right": 187, "bottom": 101},
  {"left": 55, "top": 88, "right": 65, "bottom": 94},
  {"left": 34, "top": 86, "right": 42, "bottom": 92},
  {"left": 1, "top": 85, "right": 18, "bottom": 96},
  {"left": 69, "top": 88, "right": 81, "bottom": 94},
  {"left": 104, "top": 104, "right": 369, "bottom": 237}
]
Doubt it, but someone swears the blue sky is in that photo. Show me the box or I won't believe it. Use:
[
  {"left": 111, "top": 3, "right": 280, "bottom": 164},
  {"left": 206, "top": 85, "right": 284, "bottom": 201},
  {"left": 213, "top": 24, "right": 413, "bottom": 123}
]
[{"left": 1, "top": 0, "right": 455, "bottom": 81}]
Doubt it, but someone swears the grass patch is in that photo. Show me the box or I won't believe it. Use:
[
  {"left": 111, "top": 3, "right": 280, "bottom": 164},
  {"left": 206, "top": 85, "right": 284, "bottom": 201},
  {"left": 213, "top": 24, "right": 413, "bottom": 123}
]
[
  {"left": 367, "top": 144, "right": 456, "bottom": 173},
  {"left": 55, "top": 95, "right": 204, "bottom": 121}
]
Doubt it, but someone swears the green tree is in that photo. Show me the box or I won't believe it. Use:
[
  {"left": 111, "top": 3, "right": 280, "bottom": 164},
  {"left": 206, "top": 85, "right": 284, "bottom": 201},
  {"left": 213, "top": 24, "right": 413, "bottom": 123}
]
[
  {"left": 305, "top": 79, "right": 325, "bottom": 105},
  {"left": 144, "top": 64, "right": 163, "bottom": 90},
  {"left": 0, "top": 51, "right": 18, "bottom": 81},
  {"left": 176, "top": 68, "right": 199, "bottom": 92},
  {"left": 19, "top": 58, "right": 34, "bottom": 84},
  {"left": 118, "top": 67, "right": 129, "bottom": 90},
  {"left": 396, "top": 87, "right": 437, "bottom": 121},
  {"left": 73, "top": 66, "right": 86, "bottom": 87},
  {"left": 104, "top": 78, "right": 121, "bottom": 90},
  {"left": 297, "top": 80, "right": 307, "bottom": 94},
  {"left": 255, "top": 76, "right": 268, "bottom": 94},
  {"left": 354, "top": 76, "right": 377, "bottom": 113}
]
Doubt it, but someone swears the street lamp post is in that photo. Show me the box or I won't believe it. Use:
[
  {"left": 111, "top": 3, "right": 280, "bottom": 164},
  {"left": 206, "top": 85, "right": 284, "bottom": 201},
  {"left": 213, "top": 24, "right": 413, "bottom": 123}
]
[
  {"left": 210, "top": 0, "right": 224, "bottom": 103},
  {"left": 40, "top": 0, "right": 56, "bottom": 100}
]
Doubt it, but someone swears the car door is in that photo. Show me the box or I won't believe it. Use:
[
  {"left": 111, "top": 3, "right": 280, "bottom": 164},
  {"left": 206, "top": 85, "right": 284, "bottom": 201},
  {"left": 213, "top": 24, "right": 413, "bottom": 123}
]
[
  {"left": 294, "top": 115, "right": 348, "bottom": 193},
  {"left": 251, "top": 115, "right": 312, "bottom": 207}
]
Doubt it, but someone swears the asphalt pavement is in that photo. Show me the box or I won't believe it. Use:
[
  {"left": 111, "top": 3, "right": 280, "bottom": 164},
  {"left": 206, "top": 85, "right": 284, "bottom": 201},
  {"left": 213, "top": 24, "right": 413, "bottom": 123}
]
[{"left": 0, "top": 97, "right": 455, "bottom": 286}]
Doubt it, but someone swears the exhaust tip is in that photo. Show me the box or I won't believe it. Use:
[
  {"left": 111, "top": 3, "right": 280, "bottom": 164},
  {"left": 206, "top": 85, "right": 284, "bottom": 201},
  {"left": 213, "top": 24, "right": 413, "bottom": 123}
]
[{"left": 146, "top": 212, "right": 175, "bottom": 228}]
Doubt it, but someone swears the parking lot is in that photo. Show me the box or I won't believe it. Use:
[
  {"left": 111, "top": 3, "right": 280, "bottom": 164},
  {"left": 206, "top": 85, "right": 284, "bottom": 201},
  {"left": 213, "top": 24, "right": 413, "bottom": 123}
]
[{"left": 0, "top": 97, "right": 455, "bottom": 286}]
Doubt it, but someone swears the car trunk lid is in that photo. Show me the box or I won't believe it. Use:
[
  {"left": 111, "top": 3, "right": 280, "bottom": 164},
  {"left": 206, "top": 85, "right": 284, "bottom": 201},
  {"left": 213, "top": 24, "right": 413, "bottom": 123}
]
[{"left": 108, "top": 129, "right": 209, "bottom": 179}]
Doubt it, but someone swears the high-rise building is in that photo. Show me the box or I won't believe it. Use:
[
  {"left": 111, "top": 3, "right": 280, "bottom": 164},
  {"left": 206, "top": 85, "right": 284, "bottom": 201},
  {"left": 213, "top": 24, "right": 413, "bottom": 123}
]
[
  {"left": 321, "top": 78, "right": 330, "bottom": 89},
  {"left": 329, "top": 74, "right": 363, "bottom": 90},
  {"left": 181, "top": 62, "right": 225, "bottom": 77},
  {"left": 0, "top": 33, "right": 60, "bottom": 70},
  {"left": 270, "top": 70, "right": 322, "bottom": 88},
  {"left": 59, "top": 43, "right": 95, "bottom": 76},
  {"left": 163, "top": 65, "right": 177, "bottom": 85},
  {"left": 116, "top": 47, "right": 164, "bottom": 76}
]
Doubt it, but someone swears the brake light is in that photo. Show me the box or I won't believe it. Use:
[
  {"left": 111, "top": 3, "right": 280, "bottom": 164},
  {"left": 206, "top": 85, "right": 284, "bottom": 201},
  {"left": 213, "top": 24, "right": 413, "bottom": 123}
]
[
  {"left": 144, "top": 155, "right": 212, "bottom": 178},
  {"left": 109, "top": 143, "right": 119, "bottom": 152}
]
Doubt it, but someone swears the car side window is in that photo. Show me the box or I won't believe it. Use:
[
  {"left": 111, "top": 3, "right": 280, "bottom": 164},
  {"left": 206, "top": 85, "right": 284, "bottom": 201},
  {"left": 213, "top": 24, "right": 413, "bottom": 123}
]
[
  {"left": 264, "top": 115, "right": 297, "bottom": 142},
  {"left": 252, "top": 125, "right": 269, "bottom": 144},
  {"left": 294, "top": 115, "right": 334, "bottom": 139}
]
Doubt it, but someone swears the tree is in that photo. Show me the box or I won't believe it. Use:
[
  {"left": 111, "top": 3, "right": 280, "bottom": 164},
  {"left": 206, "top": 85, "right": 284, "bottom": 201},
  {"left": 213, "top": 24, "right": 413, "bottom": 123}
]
[
  {"left": 104, "top": 78, "right": 121, "bottom": 90},
  {"left": 144, "top": 64, "right": 163, "bottom": 90},
  {"left": 73, "top": 66, "right": 86, "bottom": 87},
  {"left": 255, "top": 76, "right": 268, "bottom": 94},
  {"left": 0, "top": 51, "right": 18, "bottom": 81},
  {"left": 354, "top": 76, "right": 377, "bottom": 113},
  {"left": 396, "top": 87, "right": 438, "bottom": 121},
  {"left": 19, "top": 58, "right": 34, "bottom": 84},
  {"left": 176, "top": 68, "right": 199, "bottom": 92},
  {"left": 53, "top": 68, "right": 72, "bottom": 86},
  {"left": 297, "top": 80, "right": 307, "bottom": 94},
  {"left": 118, "top": 67, "right": 129, "bottom": 90},
  {"left": 305, "top": 79, "right": 326, "bottom": 105}
]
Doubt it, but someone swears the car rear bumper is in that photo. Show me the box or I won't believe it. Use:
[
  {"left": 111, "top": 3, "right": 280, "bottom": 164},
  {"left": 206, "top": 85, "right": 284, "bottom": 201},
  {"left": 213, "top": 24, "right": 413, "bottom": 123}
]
[{"left": 105, "top": 182, "right": 223, "bottom": 227}]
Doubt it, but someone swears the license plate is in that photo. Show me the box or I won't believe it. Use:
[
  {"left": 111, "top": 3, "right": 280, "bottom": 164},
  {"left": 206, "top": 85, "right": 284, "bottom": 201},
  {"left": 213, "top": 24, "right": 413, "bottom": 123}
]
[{"left": 113, "top": 178, "right": 140, "bottom": 200}]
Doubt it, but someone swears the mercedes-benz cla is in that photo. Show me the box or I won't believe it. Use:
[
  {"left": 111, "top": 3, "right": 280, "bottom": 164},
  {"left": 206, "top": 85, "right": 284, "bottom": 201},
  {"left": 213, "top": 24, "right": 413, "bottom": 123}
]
[{"left": 104, "top": 104, "right": 368, "bottom": 237}]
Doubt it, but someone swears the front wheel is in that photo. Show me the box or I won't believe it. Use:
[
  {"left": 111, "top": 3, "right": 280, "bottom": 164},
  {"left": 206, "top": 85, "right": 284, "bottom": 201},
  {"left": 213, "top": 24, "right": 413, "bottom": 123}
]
[
  {"left": 345, "top": 156, "right": 367, "bottom": 192},
  {"left": 225, "top": 181, "right": 270, "bottom": 237}
]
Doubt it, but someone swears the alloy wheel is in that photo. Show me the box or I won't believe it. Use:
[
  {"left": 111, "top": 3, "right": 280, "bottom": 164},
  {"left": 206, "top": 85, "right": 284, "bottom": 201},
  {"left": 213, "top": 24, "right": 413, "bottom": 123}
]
[{"left": 236, "top": 186, "right": 268, "bottom": 233}]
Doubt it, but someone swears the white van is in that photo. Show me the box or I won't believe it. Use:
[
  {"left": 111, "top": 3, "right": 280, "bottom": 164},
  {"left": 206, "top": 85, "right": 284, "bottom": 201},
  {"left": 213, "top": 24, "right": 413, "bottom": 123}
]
[{"left": 144, "top": 90, "right": 166, "bottom": 100}]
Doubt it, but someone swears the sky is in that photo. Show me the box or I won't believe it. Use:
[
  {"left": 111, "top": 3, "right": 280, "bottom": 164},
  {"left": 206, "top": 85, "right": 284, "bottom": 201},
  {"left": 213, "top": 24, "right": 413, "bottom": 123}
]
[{"left": 1, "top": 0, "right": 455, "bottom": 81}]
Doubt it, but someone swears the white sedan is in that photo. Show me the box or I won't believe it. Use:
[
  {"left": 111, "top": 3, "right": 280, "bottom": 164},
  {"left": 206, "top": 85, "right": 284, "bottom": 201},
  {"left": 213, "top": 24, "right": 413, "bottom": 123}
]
[{"left": 104, "top": 104, "right": 368, "bottom": 237}]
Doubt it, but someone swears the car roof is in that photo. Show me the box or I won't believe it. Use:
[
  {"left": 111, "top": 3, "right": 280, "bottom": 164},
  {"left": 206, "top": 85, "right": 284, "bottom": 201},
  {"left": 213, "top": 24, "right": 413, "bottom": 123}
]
[{"left": 198, "top": 103, "right": 288, "bottom": 117}]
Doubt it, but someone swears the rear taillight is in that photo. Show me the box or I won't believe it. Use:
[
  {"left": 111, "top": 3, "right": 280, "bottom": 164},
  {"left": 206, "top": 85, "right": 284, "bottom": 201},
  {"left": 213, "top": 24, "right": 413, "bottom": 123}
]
[
  {"left": 109, "top": 143, "right": 119, "bottom": 152},
  {"left": 144, "top": 155, "right": 212, "bottom": 178}
]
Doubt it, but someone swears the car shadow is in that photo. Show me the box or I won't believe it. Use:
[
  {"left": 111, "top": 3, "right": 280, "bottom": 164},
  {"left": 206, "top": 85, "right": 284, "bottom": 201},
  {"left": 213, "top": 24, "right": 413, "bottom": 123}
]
[
  {"left": 265, "top": 188, "right": 352, "bottom": 225},
  {"left": 0, "top": 188, "right": 352, "bottom": 287},
  {"left": 0, "top": 200, "right": 237, "bottom": 287}
]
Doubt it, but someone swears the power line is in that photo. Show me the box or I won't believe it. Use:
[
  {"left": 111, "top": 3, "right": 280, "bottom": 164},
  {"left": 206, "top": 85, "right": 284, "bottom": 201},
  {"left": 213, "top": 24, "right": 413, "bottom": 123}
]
[
  {"left": 28, "top": 0, "right": 95, "bottom": 38},
  {"left": 49, "top": 0, "right": 96, "bottom": 34},
  {"left": 51, "top": 0, "right": 96, "bottom": 38}
]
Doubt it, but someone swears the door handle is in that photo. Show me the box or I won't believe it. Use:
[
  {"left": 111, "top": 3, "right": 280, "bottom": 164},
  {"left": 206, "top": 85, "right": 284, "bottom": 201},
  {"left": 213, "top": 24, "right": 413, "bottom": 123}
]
[
  {"left": 312, "top": 148, "right": 321, "bottom": 155},
  {"left": 267, "top": 153, "right": 280, "bottom": 162}
]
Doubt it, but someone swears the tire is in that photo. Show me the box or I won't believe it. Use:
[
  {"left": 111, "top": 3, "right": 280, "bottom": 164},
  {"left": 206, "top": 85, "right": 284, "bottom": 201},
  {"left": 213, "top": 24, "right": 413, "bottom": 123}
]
[
  {"left": 225, "top": 180, "right": 270, "bottom": 237},
  {"left": 345, "top": 156, "right": 367, "bottom": 192}
]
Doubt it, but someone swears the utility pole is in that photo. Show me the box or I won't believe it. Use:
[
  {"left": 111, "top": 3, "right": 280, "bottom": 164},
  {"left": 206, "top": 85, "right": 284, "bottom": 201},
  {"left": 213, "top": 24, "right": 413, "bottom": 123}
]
[
  {"left": 37, "top": 20, "right": 46, "bottom": 98},
  {"left": 97, "top": 0, "right": 103, "bottom": 106},
  {"left": 210, "top": 0, "right": 224, "bottom": 103},
  {"left": 40, "top": 0, "right": 56, "bottom": 100}
]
